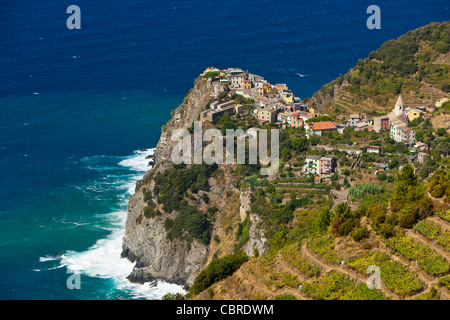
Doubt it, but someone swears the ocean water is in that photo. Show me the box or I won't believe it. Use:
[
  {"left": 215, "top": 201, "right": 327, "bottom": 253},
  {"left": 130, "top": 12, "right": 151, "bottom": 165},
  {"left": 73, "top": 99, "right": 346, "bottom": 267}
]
[{"left": 0, "top": 0, "right": 448, "bottom": 299}]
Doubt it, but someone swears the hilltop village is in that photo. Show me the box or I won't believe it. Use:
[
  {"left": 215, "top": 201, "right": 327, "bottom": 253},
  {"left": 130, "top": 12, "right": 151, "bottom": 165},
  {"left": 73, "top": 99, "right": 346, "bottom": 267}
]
[{"left": 197, "top": 67, "right": 447, "bottom": 182}]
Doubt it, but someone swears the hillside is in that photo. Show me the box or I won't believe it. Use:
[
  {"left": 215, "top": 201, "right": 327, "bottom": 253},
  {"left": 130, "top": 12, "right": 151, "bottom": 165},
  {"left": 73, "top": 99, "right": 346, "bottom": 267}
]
[
  {"left": 192, "top": 166, "right": 450, "bottom": 301},
  {"left": 308, "top": 21, "right": 450, "bottom": 126},
  {"left": 124, "top": 22, "right": 450, "bottom": 301}
]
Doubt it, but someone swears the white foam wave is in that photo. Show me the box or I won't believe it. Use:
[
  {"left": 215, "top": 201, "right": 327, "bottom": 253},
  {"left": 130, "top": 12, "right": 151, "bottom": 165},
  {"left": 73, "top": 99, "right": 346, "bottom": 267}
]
[
  {"left": 119, "top": 148, "right": 155, "bottom": 173},
  {"left": 39, "top": 255, "right": 60, "bottom": 262},
  {"left": 58, "top": 148, "right": 184, "bottom": 299}
]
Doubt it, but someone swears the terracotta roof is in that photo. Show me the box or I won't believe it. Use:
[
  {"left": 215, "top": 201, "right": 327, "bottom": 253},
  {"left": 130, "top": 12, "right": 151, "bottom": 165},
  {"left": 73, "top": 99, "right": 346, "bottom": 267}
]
[
  {"left": 307, "top": 121, "right": 337, "bottom": 131},
  {"left": 368, "top": 145, "right": 380, "bottom": 149}
]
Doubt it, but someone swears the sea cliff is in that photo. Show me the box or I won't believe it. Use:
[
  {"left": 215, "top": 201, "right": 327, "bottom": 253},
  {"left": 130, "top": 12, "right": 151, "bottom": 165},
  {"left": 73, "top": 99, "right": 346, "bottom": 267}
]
[{"left": 121, "top": 77, "right": 267, "bottom": 288}]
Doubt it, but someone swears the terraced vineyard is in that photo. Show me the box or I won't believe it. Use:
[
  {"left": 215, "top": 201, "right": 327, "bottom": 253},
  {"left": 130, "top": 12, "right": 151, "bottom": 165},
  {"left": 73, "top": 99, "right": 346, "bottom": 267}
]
[
  {"left": 307, "top": 236, "right": 343, "bottom": 264},
  {"left": 346, "top": 251, "right": 424, "bottom": 297},
  {"left": 280, "top": 245, "right": 321, "bottom": 278},
  {"left": 302, "top": 271, "right": 386, "bottom": 300},
  {"left": 437, "top": 210, "right": 450, "bottom": 223},
  {"left": 385, "top": 234, "right": 450, "bottom": 276},
  {"left": 414, "top": 220, "right": 450, "bottom": 251}
]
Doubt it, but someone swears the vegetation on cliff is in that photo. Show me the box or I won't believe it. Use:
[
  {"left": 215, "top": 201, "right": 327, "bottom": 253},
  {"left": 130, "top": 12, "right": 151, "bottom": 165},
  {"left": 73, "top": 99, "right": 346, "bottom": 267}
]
[{"left": 310, "top": 21, "right": 449, "bottom": 119}]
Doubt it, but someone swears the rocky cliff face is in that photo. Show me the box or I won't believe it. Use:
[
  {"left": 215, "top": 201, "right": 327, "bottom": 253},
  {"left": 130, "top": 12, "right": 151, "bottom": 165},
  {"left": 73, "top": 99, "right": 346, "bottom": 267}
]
[
  {"left": 121, "top": 78, "right": 214, "bottom": 287},
  {"left": 121, "top": 77, "right": 268, "bottom": 289}
]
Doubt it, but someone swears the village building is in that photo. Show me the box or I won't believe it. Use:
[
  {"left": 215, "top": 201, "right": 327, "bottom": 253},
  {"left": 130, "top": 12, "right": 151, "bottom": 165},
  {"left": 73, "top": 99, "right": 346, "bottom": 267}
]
[
  {"left": 290, "top": 113, "right": 304, "bottom": 128},
  {"left": 279, "top": 90, "right": 294, "bottom": 104},
  {"left": 226, "top": 68, "right": 243, "bottom": 77},
  {"left": 373, "top": 115, "right": 390, "bottom": 132},
  {"left": 304, "top": 155, "right": 336, "bottom": 178},
  {"left": 367, "top": 145, "right": 380, "bottom": 154},
  {"left": 355, "top": 121, "right": 370, "bottom": 131},
  {"left": 252, "top": 106, "right": 278, "bottom": 123},
  {"left": 413, "top": 141, "right": 429, "bottom": 151},
  {"left": 230, "top": 73, "right": 245, "bottom": 89},
  {"left": 254, "top": 80, "right": 265, "bottom": 96},
  {"left": 275, "top": 84, "right": 288, "bottom": 91},
  {"left": 390, "top": 124, "right": 416, "bottom": 146},
  {"left": 243, "top": 79, "right": 252, "bottom": 89},
  {"left": 417, "top": 152, "right": 428, "bottom": 164},
  {"left": 348, "top": 114, "right": 362, "bottom": 127},
  {"left": 305, "top": 121, "right": 337, "bottom": 137},
  {"left": 201, "top": 100, "right": 243, "bottom": 122},
  {"left": 408, "top": 108, "right": 424, "bottom": 122}
]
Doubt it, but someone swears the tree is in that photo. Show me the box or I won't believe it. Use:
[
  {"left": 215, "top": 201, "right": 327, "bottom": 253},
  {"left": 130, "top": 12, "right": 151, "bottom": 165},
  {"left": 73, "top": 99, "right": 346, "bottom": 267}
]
[
  {"left": 291, "top": 137, "right": 309, "bottom": 153},
  {"left": 397, "top": 164, "right": 417, "bottom": 187},
  {"left": 388, "top": 158, "right": 399, "bottom": 169},
  {"left": 317, "top": 207, "right": 333, "bottom": 231},
  {"left": 436, "top": 128, "right": 446, "bottom": 137},
  {"left": 309, "top": 135, "right": 320, "bottom": 146},
  {"left": 334, "top": 202, "right": 353, "bottom": 222}
]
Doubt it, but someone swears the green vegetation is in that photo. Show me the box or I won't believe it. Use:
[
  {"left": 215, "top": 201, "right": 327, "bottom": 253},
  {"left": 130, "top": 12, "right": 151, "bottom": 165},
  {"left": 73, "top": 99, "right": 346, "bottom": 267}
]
[
  {"left": 350, "top": 226, "right": 370, "bottom": 242},
  {"left": 414, "top": 220, "right": 450, "bottom": 250},
  {"left": 273, "top": 293, "right": 298, "bottom": 300},
  {"left": 428, "top": 170, "right": 450, "bottom": 199},
  {"left": 305, "top": 115, "right": 333, "bottom": 123},
  {"left": 280, "top": 245, "right": 321, "bottom": 278},
  {"left": 235, "top": 214, "right": 250, "bottom": 252},
  {"left": 250, "top": 187, "right": 313, "bottom": 241},
  {"left": 413, "top": 288, "right": 440, "bottom": 300},
  {"left": 302, "top": 271, "right": 386, "bottom": 300},
  {"left": 346, "top": 251, "right": 424, "bottom": 297},
  {"left": 385, "top": 234, "right": 449, "bottom": 276},
  {"left": 307, "top": 236, "right": 342, "bottom": 264},
  {"left": 437, "top": 275, "right": 450, "bottom": 289},
  {"left": 161, "top": 292, "right": 186, "bottom": 300},
  {"left": 311, "top": 21, "right": 449, "bottom": 118},
  {"left": 153, "top": 163, "right": 218, "bottom": 244},
  {"left": 188, "top": 251, "right": 249, "bottom": 297},
  {"left": 202, "top": 71, "right": 220, "bottom": 78},
  {"left": 436, "top": 210, "right": 450, "bottom": 222},
  {"left": 348, "top": 182, "right": 384, "bottom": 201}
]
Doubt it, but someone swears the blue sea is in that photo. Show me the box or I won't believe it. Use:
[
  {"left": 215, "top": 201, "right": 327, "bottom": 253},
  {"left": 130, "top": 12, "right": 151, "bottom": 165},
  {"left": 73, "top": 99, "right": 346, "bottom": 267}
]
[{"left": 0, "top": 0, "right": 448, "bottom": 299}]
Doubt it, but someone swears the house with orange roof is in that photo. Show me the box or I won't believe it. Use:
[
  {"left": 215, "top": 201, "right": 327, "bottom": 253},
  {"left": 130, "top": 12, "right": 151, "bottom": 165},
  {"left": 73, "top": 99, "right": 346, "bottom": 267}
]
[{"left": 305, "top": 121, "right": 337, "bottom": 137}]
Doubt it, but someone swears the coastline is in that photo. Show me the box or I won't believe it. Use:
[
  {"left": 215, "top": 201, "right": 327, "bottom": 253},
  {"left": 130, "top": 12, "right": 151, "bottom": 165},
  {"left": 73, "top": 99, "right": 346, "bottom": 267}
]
[{"left": 58, "top": 148, "right": 186, "bottom": 299}]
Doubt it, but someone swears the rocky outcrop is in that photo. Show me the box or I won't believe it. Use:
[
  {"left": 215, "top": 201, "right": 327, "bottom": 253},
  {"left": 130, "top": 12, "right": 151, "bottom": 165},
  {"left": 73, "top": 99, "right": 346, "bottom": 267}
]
[{"left": 121, "top": 78, "right": 214, "bottom": 288}]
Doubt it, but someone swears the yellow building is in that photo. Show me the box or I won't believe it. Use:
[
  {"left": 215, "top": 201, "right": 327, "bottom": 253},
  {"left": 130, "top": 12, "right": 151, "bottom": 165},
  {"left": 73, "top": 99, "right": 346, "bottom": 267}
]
[
  {"left": 263, "top": 83, "right": 271, "bottom": 94},
  {"left": 308, "top": 107, "right": 315, "bottom": 114},
  {"left": 408, "top": 109, "right": 423, "bottom": 122},
  {"left": 280, "top": 90, "right": 293, "bottom": 104}
]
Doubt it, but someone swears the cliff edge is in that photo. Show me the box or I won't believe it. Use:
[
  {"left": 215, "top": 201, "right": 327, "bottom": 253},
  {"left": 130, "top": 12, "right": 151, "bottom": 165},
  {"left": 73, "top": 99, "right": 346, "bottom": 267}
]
[{"left": 121, "top": 78, "right": 213, "bottom": 286}]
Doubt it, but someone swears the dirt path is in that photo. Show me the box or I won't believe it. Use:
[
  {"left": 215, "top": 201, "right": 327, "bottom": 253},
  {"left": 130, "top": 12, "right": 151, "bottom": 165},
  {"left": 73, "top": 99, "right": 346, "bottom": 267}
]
[
  {"left": 429, "top": 216, "right": 450, "bottom": 232},
  {"left": 427, "top": 192, "right": 450, "bottom": 210}
]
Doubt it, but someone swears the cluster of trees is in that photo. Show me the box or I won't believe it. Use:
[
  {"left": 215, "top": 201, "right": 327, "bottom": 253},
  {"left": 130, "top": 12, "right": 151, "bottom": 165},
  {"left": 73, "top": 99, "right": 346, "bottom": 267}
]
[
  {"left": 250, "top": 187, "right": 312, "bottom": 240},
  {"left": 153, "top": 163, "right": 218, "bottom": 245},
  {"left": 187, "top": 251, "right": 248, "bottom": 297},
  {"left": 316, "top": 203, "right": 364, "bottom": 240},
  {"left": 305, "top": 115, "right": 333, "bottom": 123},
  {"left": 364, "top": 164, "right": 434, "bottom": 239},
  {"left": 390, "top": 164, "right": 434, "bottom": 228},
  {"left": 428, "top": 170, "right": 450, "bottom": 199}
]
